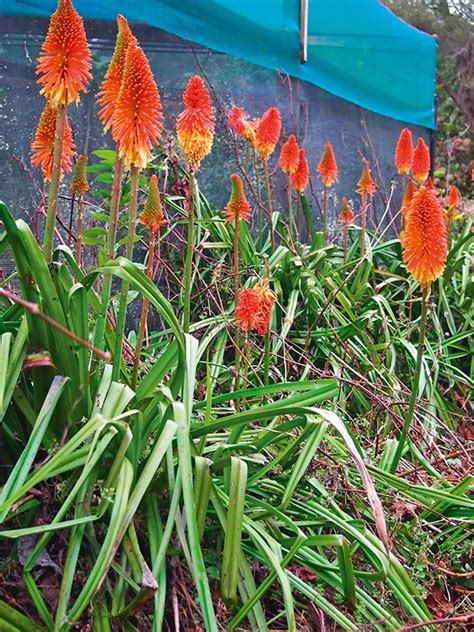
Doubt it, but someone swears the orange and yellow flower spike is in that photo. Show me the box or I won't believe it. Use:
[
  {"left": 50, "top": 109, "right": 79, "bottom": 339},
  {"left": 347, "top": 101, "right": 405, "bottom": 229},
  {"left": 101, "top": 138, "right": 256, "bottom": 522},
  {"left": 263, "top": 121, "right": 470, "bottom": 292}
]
[
  {"left": 97, "top": 15, "right": 136, "bottom": 133},
  {"left": 317, "top": 142, "right": 338, "bottom": 187},
  {"left": 176, "top": 76, "right": 214, "bottom": 173},
  {"left": 70, "top": 154, "right": 89, "bottom": 195},
  {"left": 402, "top": 185, "right": 447, "bottom": 285},
  {"left": 412, "top": 137, "right": 430, "bottom": 186},
  {"left": 255, "top": 107, "right": 281, "bottom": 161},
  {"left": 394, "top": 128, "right": 414, "bottom": 175},
  {"left": 31, "top": 100, "right": 75, "bottom": 182},
  {"left": 254, "top": 279, "right": 277, "bottom": 335},
  {"left": 338, "top": 197, "right": 354, "bottom": 226},
  {"left": 36, "top": 0, "right": 92, "bottom": 107},
  {"left": 278, "top": 135, "right": 300, "bottom": 175},
  {"left": 290, "top": 148, "right": 309, "bottom": 193},
  {"left": 227, "top": 106, "right": 257, "bottom": 145},
  {"left": 139, "top": 174, "right": 167, "bottom": 233},
  {"left": 224, "top": 174, "right": 252, "bottom": 224},
  {"left": 112, "top": 39, "right": 163, "bottom": 169}
]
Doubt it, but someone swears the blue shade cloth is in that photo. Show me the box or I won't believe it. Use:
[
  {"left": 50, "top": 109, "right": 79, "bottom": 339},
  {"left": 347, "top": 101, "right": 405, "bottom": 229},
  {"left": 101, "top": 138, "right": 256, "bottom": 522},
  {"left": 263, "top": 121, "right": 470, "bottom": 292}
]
[{"left": 0, "top": 0, "right": 437, "bottom": 128}]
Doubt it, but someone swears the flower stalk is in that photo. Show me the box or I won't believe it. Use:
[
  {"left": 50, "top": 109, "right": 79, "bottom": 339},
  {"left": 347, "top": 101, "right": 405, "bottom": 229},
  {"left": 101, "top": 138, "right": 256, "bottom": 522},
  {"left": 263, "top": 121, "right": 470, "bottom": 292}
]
[
  {"left": 183, "top": 173, "right": 195, "bottom": 333},
  {"left": 390, "top": 283, "right": 430, "bottom": 471},
  {"left": 112, "top": 165, "right": 139, "bottom": 380},
  {"left": 43, "top": 105, "right": 66, "bottom": 261}
]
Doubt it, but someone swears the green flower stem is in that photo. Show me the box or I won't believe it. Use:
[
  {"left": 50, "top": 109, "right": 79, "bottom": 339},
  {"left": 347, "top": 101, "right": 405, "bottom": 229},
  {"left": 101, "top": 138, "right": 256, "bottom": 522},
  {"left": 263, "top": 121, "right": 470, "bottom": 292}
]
[
  {"left": 343, "top": 223, "right": 349, "bottom": 264},
  {"left": 322, "top": 184, "right": 328, "bottom": 244},
  {"left": 233, "top": 219, "right": 241, "bottom": 410},
  {"left": 75, "top": 194, "right": 84, "bottom": 268},
  {"left": 93, "top": 155, "right": 124, "bottom": 356},
  {"left": 263, "top": 159, "right": 275, "bottom": 248},
  {"left": 287, "top": 177, "right": 294, "bottom": 241},
  {"left": 360, "top": 191, "right": 367, "bottom": 259},
  {"left": 183, "top": 172, "right": 195, "bottom": 333},
  {"left": 131, "top": 228, "right": 157, "bottom": 389},
  {"left": 390, "top": 283, "right": 430, "bottom": 472},
  {"left": 43, "top": 104, "right": 66, "bottom": 261},
  {"left": 253, "top": 150, "right": 263, "bottom": 245},
  {"left": 112, "top": 165, "right": 139, "bottom": 381}
]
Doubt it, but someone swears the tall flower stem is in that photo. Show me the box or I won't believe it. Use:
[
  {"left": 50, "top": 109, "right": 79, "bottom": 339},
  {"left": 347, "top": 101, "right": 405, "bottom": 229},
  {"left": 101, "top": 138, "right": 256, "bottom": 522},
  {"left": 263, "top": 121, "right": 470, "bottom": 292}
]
[
  {"left": 233, "top": 219, "right": 241, "bottom": 407},
  {"left": 322, "top": 185, "right": 328, "bottom": 244},
  {"left": 263, "top": 160, "right": 275, "bottom": 248},
  {"left": 263, "top": 258, "right": 271, "bottom": 386},
  {"left": 401, "top": 174, "right": 407, "bottom": 232},
  {"left": 75, "top": 193, "right": 84, "bottom": 267},
  {"left": 183, "top": 172, "right": 195, "bottom": 333},
  {"left": 391, "top": 283, "right": 430, "bottom": 472},
  {"left": 131, "top": 228, "right": 157, "bottom": 389},
  {"left": 253, "top": 150, "right": 263, "bottom": 243},
  {"left": 287, "top": 177, "right": 294, "bottom": 241},
  {"left": 43, "top": 105, "right": 66, "bottom": 261},
  {"left": 93, "top": 156, "right": 124, "bottom": 356},
  {"left": 343, "top": 223, "right": 349, "bottom": 264},
  {"left": 112, "top": 165, "right": 139, "bottom": 381},
  {"left": 360, "top": 192, "right": 367, "bottom": 259}
]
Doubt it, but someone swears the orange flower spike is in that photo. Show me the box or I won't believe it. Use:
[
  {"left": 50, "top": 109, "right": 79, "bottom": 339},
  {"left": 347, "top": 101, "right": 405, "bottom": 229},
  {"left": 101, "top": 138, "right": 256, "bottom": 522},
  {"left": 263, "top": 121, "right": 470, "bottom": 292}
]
[
  {"left": 338, "top": 197, "right": 354, "bottom": 225},
  {"left": 255, "top": 107, "right": 281, "bottom": 160},
  {"left": 412, "top": 137, "right": 431, "bottom": 186},
  {"left": 447, "top": 186, "right": 461, "bottom": 210},
  {"left": 317, "top": 141, "right": 338, "bottom": 187},
  {"left": 36, "top": 0, "right": 92, "bottom": 106},
  {"left": 290, "top": 148, "right": 309, "bottom": 193},
  {"left": 401, "top": 179, "right": 417, "bottom": 218},
  {"left": 402, "top": 186, "right": 447, "bottom": 285},
  {"left": 176, "top": 76, "right": 215, "bottom": 173},
  {"left": 228, "top": 106, "right": 256, "bottom": 145},
  {"left": 254, "top": 279, "right": 277, "bottom": 335},
  {"left": 139, "top": 174, "right": 167, "bottom": 233},
  {"left": 70, "top": 154, "right": 89, "bottom": 195},
  {"left": 97, "top": 15, "right": 135, "bottom": 133},
  {"left": 357, "top": 160, "right": 377, "bottom": 196},
  {"left": 395, "top": 128, "right": 414, "bottom": 175},
  {"left": 112, "top": 39, "right": 163, "bottom": 169},
  {"left": 31, "top": 101, "right": 76, "bottom": 181},
  {"left": 235, "top": 288, "right": 261, "bottom": 332},
  {"left": 224, "top": 174, "right": 252, "bottom": 224},
  {"left": 278, "top": 135, "right": 300, "bottom": 175}
]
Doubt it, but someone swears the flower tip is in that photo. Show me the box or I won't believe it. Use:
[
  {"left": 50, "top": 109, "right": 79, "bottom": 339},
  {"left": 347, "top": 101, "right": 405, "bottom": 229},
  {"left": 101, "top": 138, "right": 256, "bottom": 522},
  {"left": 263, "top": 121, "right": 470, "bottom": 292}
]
[
  {"left": 395, "top": 127, "right": 414, "bottom": 175},
  {"left": 278, "top": 134, "right": 300, "bottom": 175},
  {"left": 317, "top": 141, "right": 338, "bottom": 187},
  {"left": 255, "top": 106, "right": 281, "bottom": 160},
  {"left": 36, "top": 0, "right": 92, "bottom": 106},
  {"left": 412, "top": 137, "right": 431, "bottom": 186}
]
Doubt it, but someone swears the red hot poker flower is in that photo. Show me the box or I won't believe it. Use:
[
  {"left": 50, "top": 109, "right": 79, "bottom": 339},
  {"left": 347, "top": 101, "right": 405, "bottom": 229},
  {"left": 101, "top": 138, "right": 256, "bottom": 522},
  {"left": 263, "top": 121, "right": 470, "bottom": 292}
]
[
  {"left": 357, "top": 160, "right": 377, "bottom": 196},
  {"left": 255, "top": 107, "right": 281, "bottom": 160},
  {"left": 395, "top": 128, "right": 414, "bottom": 175},
  {"left": 317, "top": 141, "right": 338, "bottom": 187},
  {"left": 176, "top": 76, "right": 215, "bottom": 173},
  {"left": 31, "top": 101, "right": 76, "bottom": 181},
  {"left": 112, "top": 39, "right": 163, "bottom": 169},
  {"left": 254, "top": 279, "right": 277, "bottom": 335},
  {"left": 290, "top": 148, "right": 309, "bottom": 193},
  {"left": 412, "top": 137, "right": 430, "bottom": 186},
  {"left": 278, "top": 135, "right": 300, "bottom": 175},
  {"left": 36, "top": 0, "right": 92, "bottom": 106},
  {"left": 70, "top": 154, "right": 89, "bottom": 195},
  {"left": 227, "top": 106, "right": 256, "bottom": 145},
  {"left": 447, "top": 186, "right": 461, "bottom": 209},
  {"left": 224, "top": 174, "right": 251, "bottom": 224},
  {"left": 139, "top": 174, "right": 167, "bottom": 233},
  {"left": 338, "top": 197, "right": 354, "bottom": 225},
  {"left": 97, "top": 15, "right": 136, "bottom": 133},
  {"left": 235, "top": 288, "right": 261, "bottom": 332},
  {"left": 402, "top": 185, "right": 447, "bottom": 285}
]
